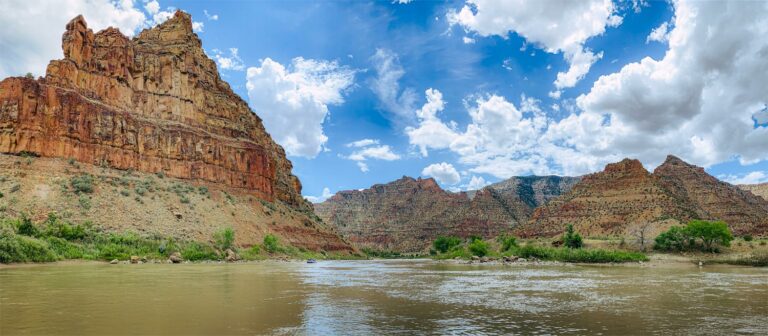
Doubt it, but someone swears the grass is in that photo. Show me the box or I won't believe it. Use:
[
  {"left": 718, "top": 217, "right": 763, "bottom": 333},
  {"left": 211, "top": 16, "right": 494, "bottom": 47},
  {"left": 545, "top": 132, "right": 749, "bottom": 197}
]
[
  {"left": 708, "top": 252, "right": 768, "bottom": 267},
  {"left": 511, "top": 245, "right": 648, "bottom": 263}
]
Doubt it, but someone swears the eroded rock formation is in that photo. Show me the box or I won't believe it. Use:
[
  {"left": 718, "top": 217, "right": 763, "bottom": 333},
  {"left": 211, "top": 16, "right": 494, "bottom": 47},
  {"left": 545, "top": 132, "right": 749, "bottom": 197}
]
[
  {"left": 518, "top": 156, "right": 768, "bottom": 237},
  {"left": 0, "top": 12, "right": 353, "bottom": 252},
  {"left": 315, "top": 175, "right": 579, "bottom": 252},
  {"left": 0, "top": 12, "right": 301, "bottom": 206}
]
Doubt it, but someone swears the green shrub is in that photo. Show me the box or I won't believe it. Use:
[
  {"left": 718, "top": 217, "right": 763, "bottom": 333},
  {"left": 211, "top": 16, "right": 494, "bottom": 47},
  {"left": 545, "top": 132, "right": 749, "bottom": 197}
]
[
  {"left": 654, "top": 226, "right": 689, "bottom": 252},
  {"left": 180, "top": 195, "right": 190, "bottom": 204},
  {"left": 743, "top": 235, "right": 753, "bottom": 242},
  {"left": 135, "top": 186, "right": 147, "bottom": 196},
  {"left": 468, "top": 239, "right": 490, "bottom": 257},
  {"left": 563, "top": 224, "right": 583, "bottom": 249},
  {"left": 120, "top": 189, "right": 130, "bottom": 197},
  {"left": 16, "top": 214, "right": 38, "bottom": 237},
  {"left": 214, "top": 227, "right": 235, "bottom": 251},
  {"left": 42, "top": 213, "right": 87, "bottom": 241},
  {"left": 263, "top": 234, "right": 280, "bottom": 253},
  {"left": 433, "top": 236, "right": 462, "bottom": 253},
  {"left": 0, "top": 191, "right": 4, "bottom": 198},
  {"left": 240, "top": 245, "right": 264, "bottom": 260},
  {"left": 0, "top": 234, "right": 58, "bottom": 263},
  {"left": 499, "top": 235, "right": 518, "bottom": 252},
  {"left": 45, "top": 236, "right": 85, "bottom": 259},
  {"left": 78, "top": 195, "right": 91, "bottom": 210},
  {"left": 70, "top": 174, "right": 94, "bottom": 194},
  {"left": 182, "top": 242, "right": 219, "bottom": 261}
]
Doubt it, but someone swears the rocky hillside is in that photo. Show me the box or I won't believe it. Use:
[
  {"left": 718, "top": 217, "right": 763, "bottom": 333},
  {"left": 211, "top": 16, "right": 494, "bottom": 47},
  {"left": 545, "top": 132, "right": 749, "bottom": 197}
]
[
  {"left": 740, "top": 183, "right": 768, "bottom": 201},
  {"left": 314, "top": 176, "right": 579, "bottom": 252},
  {"left": 0, "top": 12, "right": 352, "bottom": 252},
  {"left": 518, "top": 156, "right": 768, "bottom": 238}
]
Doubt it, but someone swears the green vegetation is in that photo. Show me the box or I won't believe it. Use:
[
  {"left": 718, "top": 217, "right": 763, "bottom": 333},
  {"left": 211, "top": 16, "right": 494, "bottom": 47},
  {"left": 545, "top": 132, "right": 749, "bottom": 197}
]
[
  {"left": 710, "top": 252, "right": 768, "bottom": 267},
  {"left": 70, "top": 174, "right": 95, "bottom": 194},
  {"left": 468, "top": 238, "right": 490, "bottom": 257},
  {"left": 430, "top": 232, "right": 648, "bottom": 263},
  {"left": 655, "top": 220, "right": 733, "bottom": 253},
  {"left": 743, "top": 235, "right": 753, "bottom": 242},
  {"left": 262, "top": 234, "right": 280, "bottom": 253},
  {"left": 214, "top": 227, "right": 235, "bottom": 251},
  {"left": 513, "top": 245, "right": 648, "bottom": 263},
  {"left": 78, "top": 195, "right": 92, "bottom": 210},
  {"left": 433, "top": 236, "right": 461, "bottom": 253},
  {"left": 498, "top": 235, "right": 518, "bottom": 252},
  {"left": 563, "top": 224, "right": 583, "bottom": 249}
]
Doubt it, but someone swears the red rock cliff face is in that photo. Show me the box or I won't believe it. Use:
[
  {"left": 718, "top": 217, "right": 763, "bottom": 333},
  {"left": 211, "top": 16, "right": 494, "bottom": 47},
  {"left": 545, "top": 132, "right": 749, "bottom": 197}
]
[{"left": 0, "top": 12, "right": 304, "bottom": 208}]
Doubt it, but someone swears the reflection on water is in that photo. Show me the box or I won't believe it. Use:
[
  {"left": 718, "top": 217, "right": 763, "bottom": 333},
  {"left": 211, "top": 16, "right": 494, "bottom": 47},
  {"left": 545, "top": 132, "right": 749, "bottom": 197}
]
[{"left": 1, "top": 260, "right": 766, "bottom": 335}]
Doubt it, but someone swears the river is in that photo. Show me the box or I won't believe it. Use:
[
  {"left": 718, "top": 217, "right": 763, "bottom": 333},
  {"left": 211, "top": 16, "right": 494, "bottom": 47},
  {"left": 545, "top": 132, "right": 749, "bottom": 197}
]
[{"left": 1, "top": 260, "right": 766, "bottom": 335}]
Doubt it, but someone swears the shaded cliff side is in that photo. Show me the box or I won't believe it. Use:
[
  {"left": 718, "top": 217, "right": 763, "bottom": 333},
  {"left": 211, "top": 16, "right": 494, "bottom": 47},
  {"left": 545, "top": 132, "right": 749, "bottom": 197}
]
[{"left": 315, "top": 176, "right": 579, "bottom": 252}]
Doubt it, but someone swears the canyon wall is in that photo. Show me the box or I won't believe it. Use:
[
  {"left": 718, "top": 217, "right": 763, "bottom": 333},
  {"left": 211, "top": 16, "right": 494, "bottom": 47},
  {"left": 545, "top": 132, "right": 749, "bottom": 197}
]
[{"left": 0, "top": 12, "right": 352, "bottom": 252}]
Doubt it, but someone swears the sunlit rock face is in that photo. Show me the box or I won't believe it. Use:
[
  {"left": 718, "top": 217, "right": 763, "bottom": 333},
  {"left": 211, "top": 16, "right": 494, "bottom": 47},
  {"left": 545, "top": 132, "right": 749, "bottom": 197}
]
[{"left": 0, "top": 11, "right": 353, "bottom": 252}]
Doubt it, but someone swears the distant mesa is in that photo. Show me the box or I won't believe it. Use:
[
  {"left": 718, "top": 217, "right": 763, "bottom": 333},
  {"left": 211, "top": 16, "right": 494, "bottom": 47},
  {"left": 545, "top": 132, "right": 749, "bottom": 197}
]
[
  {"left": 318, "top": 155, "right": 768, "bottom": 253},
  {"left": 315, "top": 175, "right": 580, "bottom": 252}
]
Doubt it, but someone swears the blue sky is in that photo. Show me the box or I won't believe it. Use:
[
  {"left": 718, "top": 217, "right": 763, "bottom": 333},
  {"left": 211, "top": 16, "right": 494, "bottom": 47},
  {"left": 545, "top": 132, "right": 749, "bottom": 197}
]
[{"left": 2, "top": 0, "right": 767, "bottom": 201}]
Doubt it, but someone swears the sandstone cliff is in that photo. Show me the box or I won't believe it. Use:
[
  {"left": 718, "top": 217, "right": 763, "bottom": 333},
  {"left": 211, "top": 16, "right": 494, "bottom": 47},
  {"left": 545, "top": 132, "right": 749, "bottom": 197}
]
[
  {"left": 0, "top": 12, "right": 352, "bottom": 252},
  {"left": 518, "top": 156, "right": 768, "bottom": 238},
  {"left": 314, "top": 175, "right": 579, "bottom": 252}
]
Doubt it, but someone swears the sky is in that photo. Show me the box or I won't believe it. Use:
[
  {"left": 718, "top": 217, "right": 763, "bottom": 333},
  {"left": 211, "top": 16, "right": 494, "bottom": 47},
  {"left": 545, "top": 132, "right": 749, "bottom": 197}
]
[{"left": 1, "top": 0, "right": 767, "bottom": 202}]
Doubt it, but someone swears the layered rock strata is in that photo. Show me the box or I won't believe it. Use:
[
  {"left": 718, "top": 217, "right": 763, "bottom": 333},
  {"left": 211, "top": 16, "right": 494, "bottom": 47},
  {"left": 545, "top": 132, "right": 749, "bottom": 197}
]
[
  {"left": 519, "top": 156, "right": 768, "bottom": 237},
  {"left": 0, "top": 12, "right": 353, "bottom": 252},
  {"left": 315, "top": 176, "right": 579, "bottom": 252}
]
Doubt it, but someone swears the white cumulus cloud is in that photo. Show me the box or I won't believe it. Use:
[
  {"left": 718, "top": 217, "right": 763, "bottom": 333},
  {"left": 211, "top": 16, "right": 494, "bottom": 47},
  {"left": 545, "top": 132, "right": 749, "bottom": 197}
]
[
  {"left": 466, "top": 175, "right": 490, "bottom": 190},
  {"left": 0, "top": 0, "right": 146, "bottom": 78},
  {"left": 305, "top": 187, "right": 334, "bottom": 203},
  {"left": 0, "top": 0, "right": 209, "bottom": 79},
  {"left": 422, "top": 162, "right": 461, "bottom": 185},
  {"left": 646, "top": 21, "right": 670, "bottom": 43},
  {"left": 448, "top": 0, "right": 622, "bottom": 90},
  {"left": 574, "top": 0, "right": 768, "bottom": 167},
  {"left": 719, "top": 171, "right": 768, "bottom": 185},
  {"left": 246, "top": 57, "right": 355, "bottom": 158},
  {"left": 343, "top": 139, "right": 400, "bottom": 172},
  {"left": 211, "top": 48, "right": 244, "bottom": 71}
]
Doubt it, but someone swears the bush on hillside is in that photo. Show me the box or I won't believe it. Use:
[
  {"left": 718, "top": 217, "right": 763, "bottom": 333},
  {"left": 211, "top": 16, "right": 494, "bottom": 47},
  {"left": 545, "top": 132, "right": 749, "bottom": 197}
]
[{"left": 433, "top": 236, "right": 462, "bottom": 253}]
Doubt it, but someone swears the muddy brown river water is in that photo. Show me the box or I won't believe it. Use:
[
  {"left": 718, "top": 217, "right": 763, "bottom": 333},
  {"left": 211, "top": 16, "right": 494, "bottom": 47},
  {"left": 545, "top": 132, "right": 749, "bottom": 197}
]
[{"left": 1, "top": 260, "right": 766, "bottom": 335}]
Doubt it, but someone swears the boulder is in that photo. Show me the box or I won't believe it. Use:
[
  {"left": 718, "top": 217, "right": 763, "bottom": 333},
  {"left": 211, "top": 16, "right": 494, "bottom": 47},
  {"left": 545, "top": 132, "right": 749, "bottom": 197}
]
[
  {"left": 169, "top": 252, "right": 183, "bottom": 263},
  {"left": 109, "top": 259, "right": 119, "bottom": 264},
  {"left": 225, "top": 249, "right": 239, "bottom": 262},
  {"left": 130, "top": 256, "right": 139, "bottom": 264}
]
